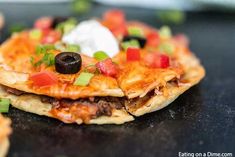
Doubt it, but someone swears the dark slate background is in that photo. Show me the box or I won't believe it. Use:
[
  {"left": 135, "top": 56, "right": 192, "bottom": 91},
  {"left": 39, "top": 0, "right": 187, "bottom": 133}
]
[{"left": 0, "top": 2, "right": 235, "bottom": 157}]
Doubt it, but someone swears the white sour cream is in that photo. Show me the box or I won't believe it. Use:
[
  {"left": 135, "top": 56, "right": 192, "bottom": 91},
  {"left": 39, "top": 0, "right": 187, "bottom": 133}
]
[{"left": 62, "top": 20, "right": 119, "bottom": 57}]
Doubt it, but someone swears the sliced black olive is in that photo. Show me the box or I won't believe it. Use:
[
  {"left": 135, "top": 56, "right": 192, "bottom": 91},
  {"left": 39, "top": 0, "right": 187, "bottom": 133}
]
[
  {"left": 52, "top": 17, "right": 68, "bottom": 28},
  {"left": 122, "top": 35, "right": 146, "bottom": 48},
  {"left": 55, "top": 52, "right": 82, "bottom": 74}
]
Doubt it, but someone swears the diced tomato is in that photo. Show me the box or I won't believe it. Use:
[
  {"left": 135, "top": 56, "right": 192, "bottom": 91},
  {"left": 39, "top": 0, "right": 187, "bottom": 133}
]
[
  {"left": 96, "top": 58, "right": 118, "bottom": 77},
  {"left": 173, "top": 34, "right": 189, "bottom": 47},
  {"left": 29, "top": 71, "right": 58, "bottom": 87},
  {"left": 146, "top": 31, "right": 160, "bottom": 47},
  {"left": 103, "top": 9, "right": 125, "bottom": 27},
  {"left": 126, "top": 47, "right": 141, "bottom": 62},
  {"left": 144, "top": 53, "right": 170, "bottom": 68},
  {"left": 110, "top": 23, "right": 128, "bottom": 37},
  {"left": 34, "top": 17, "right": 52, "bottom": 30},
  {"left": 41, "top": 30, "right": 61, "bottom": 44},
  {"left": 102, "top": 9, "right": 127, "bottom": 37}
]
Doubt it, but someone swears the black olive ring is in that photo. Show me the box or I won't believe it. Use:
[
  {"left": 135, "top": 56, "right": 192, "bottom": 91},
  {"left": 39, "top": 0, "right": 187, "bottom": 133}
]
[{"left": 55, "top": 52, "right": 82, "bottom": 74}]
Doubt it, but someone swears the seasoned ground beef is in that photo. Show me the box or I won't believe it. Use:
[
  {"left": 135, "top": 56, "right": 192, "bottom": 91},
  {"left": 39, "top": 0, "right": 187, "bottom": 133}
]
[
  {"left": 4, "top": 86, "right": 26, "bottom": 96},
  {"left": 4, "top": 86, "right": 126, "bottom": 120},
  {"left": 40, "top": 96, "right": 125, "bottom": 117}
]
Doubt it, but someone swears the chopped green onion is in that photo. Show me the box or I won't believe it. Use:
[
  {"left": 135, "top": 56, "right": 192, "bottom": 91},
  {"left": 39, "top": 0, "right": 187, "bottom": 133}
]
[
  {"left": 159, "top": 26, "right": 172, "bottom": 39},
  {"left": 158, "top": 42, "right": 175, "bottom": 55},
  {"left": 63, "top": 24, "right": 76, "bottom": 34},
  {"left": 93, "top": 51, "right": 109, "bottom": 61},
  {"left": 72, "top": 0, "right": 92, "bottom": 14},
  {"left": 55, "top": 42, "right": 66, "bottom": 51},
  {"left": 9, "top": 24, "right": 26, "bottom": 34},
  {"left": 127, "top": 26, "right": 144, "bottom": 37},
  {"left": 74, "top": 72, "right": 94, "bottom": 86},
  {"left": 29, "top": 29, "right": 42, "bottom": 40},
  {"left": 36, "top": 44, "right": 55, "bottom": 55},
  {"left": 157, "top": 10, "right": 185, "bottom": 25},
  {"left": 66, "top": 44, "right": 80, "bottom": 53},
  {"left": 121, "top": 39, "right": 140, "bottom": 50},
  {"left": 0, "top": 98, "right": 10, "bottom": 113},
  {"left": 30, "top": 56, "right": 35, "bottom": 65},
  {"left": 42, "top": 52, "right": 55, "bottom": 66},
  {"left": 31, "top": 44, "right": 56, "bottom": 67},
  {"left": 56, "top": 18, "right": 77, "bottom": 35}
]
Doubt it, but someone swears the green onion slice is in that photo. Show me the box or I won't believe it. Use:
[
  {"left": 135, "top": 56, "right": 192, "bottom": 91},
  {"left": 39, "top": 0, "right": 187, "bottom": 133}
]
[
  {"left": 121, "top": 39, "right": 140, "bottom": 50},
  {"left": 72, "top": 0, "right": 92, "bottom": 14},
  {"left": 158, "top": 42, "right": 175, "bottom": 55},
  {"left": 0, "top": 98, "right": 10, "bottom": 113},
  {"left": 29, "top": 29, "right": 42, "bottom": 40},
  {"left": 56, "top": 18, "right": 77, "bottom": 35},
  {"left": 74, "top": 72, "right": 94, "bottom": 86},
  {"left": 93, "top": 51, "right": 109, "bottom": 61},
  {"left": 157, "top": 10, "right": 185, "bottom": 25},
  {"left": 36, "top": 44, "right": 55, "bottom": 55},
  {"left": 32, "top": 44, "right": 56, "bottom": 67},
  {"left": 66, "top": 44, "right": 81, "bottom": 53},
  {"left": 159, "top": 26, "right": 172, "bottom": 39},
  {"left": 127, "top": 26, "right": 144, "bottom": 37},
  {"left": 9, "top": 24, "right": 26, "bottom": 34},
  {"left": 55, "top": 42, "right": 66, "bottom": 51},
  {"left": 63, "top": 24, "right": 76, "bottom": 34}
]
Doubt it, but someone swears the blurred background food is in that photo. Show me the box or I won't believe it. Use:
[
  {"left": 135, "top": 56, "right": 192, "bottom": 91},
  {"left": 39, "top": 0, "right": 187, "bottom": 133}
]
[
  {"left": 1, "top": 0, "right": 235, "bottom": 11},
  {"left": 1, "top": 0, "right": 235, "bottom": 38}
]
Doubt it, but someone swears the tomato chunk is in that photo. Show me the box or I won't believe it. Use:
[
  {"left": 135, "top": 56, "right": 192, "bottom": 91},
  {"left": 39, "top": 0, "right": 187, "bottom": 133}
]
[
  {"left": 103, "top": 9, "right": 127, "bottom": 37},
  {"left": 126, "top": 47, "right": 141, "bottom": 62},
  {"left": 144, "top": 53, "right": 170, "bottom": 68},
  {"left": 110, "top": 23, "right": 128, "bottom": 37},
  {"left": 173, "top": 34, "right": 189, "bottom": 47},
  {"left": 34, "top": 17, "right": 52, "bottom": 30},
  {"left": 41, "top": 30, "right": 61, "bottom": 44},
  {"left": 103, "top": 9, "right": 125, "bottom": 27},
  {"left": 146, "top": 31, "right": 160, "bottom": 47},
  {"left": 96, "top": 58, "right": 118, "bottom": 77},
  {"left": 29, "top": 71, "right": 58, "bottom": 87}
]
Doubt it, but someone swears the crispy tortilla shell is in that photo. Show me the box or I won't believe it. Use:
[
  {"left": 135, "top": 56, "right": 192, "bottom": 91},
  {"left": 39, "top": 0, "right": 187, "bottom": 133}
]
[
  {"left": 0, "top": 68, "right": 124, "bottom": 99},
  {"left": 0, "top": 114, "right": 11, "bottom": 157},
  {"left": 0, "top": 33, "right": 124, "bottom": 99},
  {"left": 0, "top": 138, "right": 9, "bottom": 157},
  {"left": 0, "top": 86, "right": 134, "bottom": 124},
  {"left": 125, "top": 52, "right": 205, "bottom": 116}
]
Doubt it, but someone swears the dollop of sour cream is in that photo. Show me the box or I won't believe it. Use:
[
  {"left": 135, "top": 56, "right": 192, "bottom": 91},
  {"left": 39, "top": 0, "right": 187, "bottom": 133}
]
[{"left": 62, "top": 20, "right": 119, "bottom": 57}]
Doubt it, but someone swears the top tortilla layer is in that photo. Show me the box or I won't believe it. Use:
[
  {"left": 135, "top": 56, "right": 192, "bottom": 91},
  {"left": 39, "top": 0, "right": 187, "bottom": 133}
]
[{"left": 0, "top": 29, "right": 183, "bottom": 99}]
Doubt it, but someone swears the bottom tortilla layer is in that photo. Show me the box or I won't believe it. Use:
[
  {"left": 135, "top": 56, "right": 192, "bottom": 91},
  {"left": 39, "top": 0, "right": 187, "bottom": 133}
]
[
  {"left": 126, "top": 63, "right": 205, "bottom": 116},
  {"left": 0, "top": 138, "right": 9, "bottom": 157},
  {"left": 0, "top": 137, "right": 10, "bottom": 157},
  {"left": 0, "top": 114, "right": 11, "bottom": 157},
  {"left": 0, "top": 86, "right": 134, "bottom": 124}
]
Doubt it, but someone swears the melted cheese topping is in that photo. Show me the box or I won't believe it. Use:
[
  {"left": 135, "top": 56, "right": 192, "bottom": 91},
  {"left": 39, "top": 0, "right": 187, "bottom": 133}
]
[
  {"left": 0, "top": 33, "right": 123, "bottom": 99},
  {"left": 0, "top": 21, "right": 186, "bottom": 100}
]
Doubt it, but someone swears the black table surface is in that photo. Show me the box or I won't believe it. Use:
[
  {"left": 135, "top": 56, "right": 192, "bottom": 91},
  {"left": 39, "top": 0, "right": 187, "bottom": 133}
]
[{"left": 0, "top": 3, "right": 235, "bottom": 157}]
